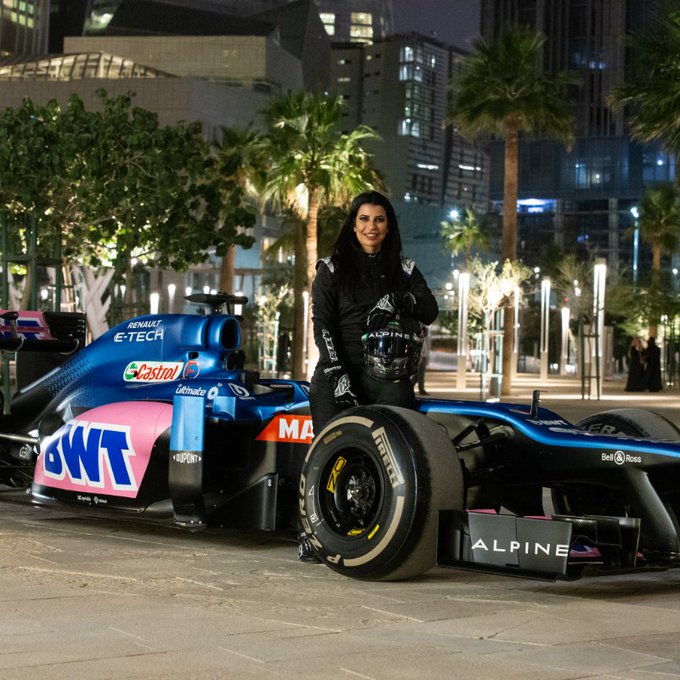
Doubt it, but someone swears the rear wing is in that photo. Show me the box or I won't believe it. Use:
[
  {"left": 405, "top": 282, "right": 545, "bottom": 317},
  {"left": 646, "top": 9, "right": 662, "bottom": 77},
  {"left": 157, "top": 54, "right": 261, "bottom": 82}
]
[{"left": 0, "top": 310, "right": 86, "bottom": 354}]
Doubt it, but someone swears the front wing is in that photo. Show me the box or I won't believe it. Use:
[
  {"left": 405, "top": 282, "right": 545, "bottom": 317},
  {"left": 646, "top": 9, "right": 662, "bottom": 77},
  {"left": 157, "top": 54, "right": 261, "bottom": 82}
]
[{"left": 437, "top": 510, "right": 650, "bottom": 580}]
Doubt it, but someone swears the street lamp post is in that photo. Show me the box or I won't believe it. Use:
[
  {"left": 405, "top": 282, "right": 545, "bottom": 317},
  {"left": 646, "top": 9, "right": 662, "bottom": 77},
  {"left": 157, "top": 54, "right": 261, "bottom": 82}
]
[
  {"left": 233, "top": 291, "right": 244, "bottom": 317},
  {"left": 631, "top": 206, "right": 639, "bottom": 289},
  {"left": 560, "top": 306, "right": 570, "bottom": 375},
  {"left": 167, "top": 283, "right": 176, "bottom": 314},
  {"left": 257, "top": 293, "right": 280, "bottom": 378},
  {"left": 456, "top": 272, "right": 470, "bottom": 389},
  {"left": 513, "top": 284, "right": 520, "bottom": 381},
  {"left": 540, "top": 276, "right": 551, "bottom": 381},
  {"left": 149, "top": 292, "right": 160, "bottom": 315},
  {"left": 302, "top": 290, "right": 310, "bottom": 378},
  {"left": 591, "top": 259, "right": 607, "bottom": 399}
]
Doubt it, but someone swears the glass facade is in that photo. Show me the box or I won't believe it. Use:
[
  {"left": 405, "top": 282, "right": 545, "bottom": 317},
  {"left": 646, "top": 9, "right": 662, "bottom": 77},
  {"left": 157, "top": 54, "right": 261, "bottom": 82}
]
[
  {"left": 84, "top": 0, "right": 121, "bottom": 34},
  {"left": 319, "top": 11, "right": 335, "bottom": 35},
  {"left": 398, "top": 43, "right": 438, "bottom": 142},
  {"left": 331, "top": 36, "right": 488, "bottom": 212},
  {"left": 350, "top": 12, "right": 373, "bottom": 43},
  {"left": 0, "top": 0, "right": 49, "bottom": 56},
  {"left": 315, "top": 0, "right": 392, "bottom": 44},
  {"left": 481, "top": 0, "right": 662, "bottom": 270},
  {"left": 79, "top": 1, "right": 393, "bottom": 45}
]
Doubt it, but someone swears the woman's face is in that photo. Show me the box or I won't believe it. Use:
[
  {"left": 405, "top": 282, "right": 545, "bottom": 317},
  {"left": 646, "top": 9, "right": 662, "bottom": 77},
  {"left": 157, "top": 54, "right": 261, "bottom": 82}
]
[{"left": 353, "top": 203, "right": 389, "bottom": 253}]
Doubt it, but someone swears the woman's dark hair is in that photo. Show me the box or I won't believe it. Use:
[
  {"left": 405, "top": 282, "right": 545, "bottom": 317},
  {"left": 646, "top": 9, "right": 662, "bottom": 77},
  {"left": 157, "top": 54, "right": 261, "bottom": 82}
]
[{"left": 330, "top": 191, "right": 403, "bottom": 294}]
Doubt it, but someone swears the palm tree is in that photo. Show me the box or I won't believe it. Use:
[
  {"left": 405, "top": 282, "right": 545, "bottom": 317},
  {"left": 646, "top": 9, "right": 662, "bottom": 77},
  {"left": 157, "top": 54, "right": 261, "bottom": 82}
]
[
  {"left": 553, "top": 253, "right": 592, "bottom": 321},
  {"left": 639, "top": 184, "right": 680, "bottom": 336},
  {"left": 261, "top": 91, "right": 380, "bottom": 379},
  {"left": 608, "top": 7, "right": 680, "bottom": 158},
  {"left": 607, "top": 6, "right": 680, "bottom": 339},
  {"left": 214, "top": 125, "right": 267, "bottom": 294},
  {"left": 445, "top": 26, "right": 576, "bottom": 395},
  {"left": 440, "top": 207, "right": 489, "bottom": 270}
]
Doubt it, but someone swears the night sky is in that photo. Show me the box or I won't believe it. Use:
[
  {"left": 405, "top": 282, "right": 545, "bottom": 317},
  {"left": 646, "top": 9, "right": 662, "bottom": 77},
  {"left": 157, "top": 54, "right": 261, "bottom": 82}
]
[{"left": 392, "top": 0, "right": 481, "bottom": 49}]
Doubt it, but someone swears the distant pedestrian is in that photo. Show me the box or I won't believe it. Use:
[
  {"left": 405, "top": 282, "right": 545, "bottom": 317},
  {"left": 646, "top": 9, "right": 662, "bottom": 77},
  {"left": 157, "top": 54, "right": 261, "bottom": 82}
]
[
  {"left": 644, "top": 336, "right": 663, "bottom": 392},
  {"left": 229, "top": 348, "right": 246, "bottom": 370},
  {"left": 276, "top": 331, "right": 290, "bottom": 375},
  {"left": 625, "top": 336, "right": 646, "bottom": 392}
]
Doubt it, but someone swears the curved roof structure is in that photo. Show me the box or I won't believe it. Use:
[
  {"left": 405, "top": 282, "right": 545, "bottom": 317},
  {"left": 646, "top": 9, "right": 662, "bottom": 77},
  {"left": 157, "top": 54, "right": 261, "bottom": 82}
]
[{"left": 0, "top": 52, "right": 173, "bottom": 80}]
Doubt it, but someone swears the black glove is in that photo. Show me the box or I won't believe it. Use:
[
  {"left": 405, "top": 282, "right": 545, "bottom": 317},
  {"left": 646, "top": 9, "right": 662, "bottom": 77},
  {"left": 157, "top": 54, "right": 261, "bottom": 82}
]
[
  {"left": 331, "top": 372, "right": 360, "bottom": 409},
  {"left": 366, "top": 292, "right": 417, "bottom": 330},
  {"left": 397, "top": 291, "right": 416, "bottom": 314}
]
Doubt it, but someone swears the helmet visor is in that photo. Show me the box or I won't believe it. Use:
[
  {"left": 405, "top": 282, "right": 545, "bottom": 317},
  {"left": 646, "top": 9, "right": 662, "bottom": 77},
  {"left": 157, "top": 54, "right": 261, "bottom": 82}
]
[{"left": 361, "top": 326, "right": 423, "bottom": 380}]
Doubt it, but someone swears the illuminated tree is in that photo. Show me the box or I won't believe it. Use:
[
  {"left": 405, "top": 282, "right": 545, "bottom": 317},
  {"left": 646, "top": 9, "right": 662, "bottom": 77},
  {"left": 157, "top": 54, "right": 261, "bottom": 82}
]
[
  {"left": 441, "top": 207, "right": 489, "bottom": 270},
  {"left": 0, "top": 91, "right": 253, "bottom": 310}
]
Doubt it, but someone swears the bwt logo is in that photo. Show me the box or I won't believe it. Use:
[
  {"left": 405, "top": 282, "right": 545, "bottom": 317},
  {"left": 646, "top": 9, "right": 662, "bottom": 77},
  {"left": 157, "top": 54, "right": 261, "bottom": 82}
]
[{"left": 42, "top": 420, "right": 138, "bottom": 491}]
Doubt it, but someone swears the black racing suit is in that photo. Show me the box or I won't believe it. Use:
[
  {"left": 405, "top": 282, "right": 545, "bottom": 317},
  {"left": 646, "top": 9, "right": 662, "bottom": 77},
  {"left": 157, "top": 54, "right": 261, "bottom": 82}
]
[{"left": 309, "top": 249, "right": 438, "bottom": 434}]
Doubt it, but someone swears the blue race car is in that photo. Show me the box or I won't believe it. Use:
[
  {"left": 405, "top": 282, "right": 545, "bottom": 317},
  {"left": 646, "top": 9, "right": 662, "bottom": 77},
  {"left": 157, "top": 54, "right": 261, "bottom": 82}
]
[{"left": 1, "top": 293, "right": 680, "bottom": 582}]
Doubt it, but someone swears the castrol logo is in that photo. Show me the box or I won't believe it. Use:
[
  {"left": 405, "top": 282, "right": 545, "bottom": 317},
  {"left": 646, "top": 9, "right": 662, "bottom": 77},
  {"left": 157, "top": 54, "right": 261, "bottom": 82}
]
[{"left": 123, "top": 361, "right": 183, "bottom": 382}]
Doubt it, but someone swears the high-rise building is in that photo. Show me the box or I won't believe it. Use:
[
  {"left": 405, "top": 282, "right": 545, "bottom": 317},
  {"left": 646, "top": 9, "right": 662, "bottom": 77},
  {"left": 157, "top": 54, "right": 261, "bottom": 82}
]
[
  {"left": 82, "top": 0, "right": 281, "bottom": 34},
  {"left": 315, "top": 0, "right": 393, "bottom": 43},
  {"left": 481, "top": 0, "right": 668, "bottom": 271},
  {"left": 330, "top": 33, "right": 489, "bottom": 288},
  {"left": 2, "top": 0, "right": 461, "bottom": 294},
  {"left": 82, "top": 0, "right": 393, "bottom": 44},
  {"left": 332, "top": 33, "right": 488, "bottom": 212},
  {"left": 0, "top": 0, "right": 50, "bottom": 56},
  {"left": 0, "top": 0, "right": 324, "bottom": 305},
  {"left": 74, "top": 0, "right": 330, "bottom": 90},
  {"left": 49, "top": 1, "right": 91, "bottom": 52}
]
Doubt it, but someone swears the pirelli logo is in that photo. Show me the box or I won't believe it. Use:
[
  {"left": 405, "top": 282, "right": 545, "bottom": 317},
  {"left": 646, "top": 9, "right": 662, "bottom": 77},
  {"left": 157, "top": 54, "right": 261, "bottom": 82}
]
[{"left": 372, "top": 427, "right": 404, "bottom": 488}]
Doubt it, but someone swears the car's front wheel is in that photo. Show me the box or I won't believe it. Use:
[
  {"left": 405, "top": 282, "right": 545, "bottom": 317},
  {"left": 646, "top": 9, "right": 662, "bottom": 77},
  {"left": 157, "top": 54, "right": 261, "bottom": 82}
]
[
  {"left": 299, "top": 405, "right": 463, "bottom": 581},
  {"left": 576, "top": 408, "right": 680, "bottom": 439}
]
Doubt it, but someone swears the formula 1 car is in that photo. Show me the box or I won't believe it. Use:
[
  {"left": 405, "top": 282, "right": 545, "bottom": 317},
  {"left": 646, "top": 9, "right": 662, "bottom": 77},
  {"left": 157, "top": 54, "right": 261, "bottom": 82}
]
[{"left": 2, "top": 295, "right": 680, "bottom": 583}]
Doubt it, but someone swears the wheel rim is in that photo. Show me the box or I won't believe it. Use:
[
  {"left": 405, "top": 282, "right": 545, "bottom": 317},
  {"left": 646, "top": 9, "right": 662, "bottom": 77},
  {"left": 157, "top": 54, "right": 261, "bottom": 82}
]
[{"left": 320, "top": 447, "right": 384, "bottom": 536}]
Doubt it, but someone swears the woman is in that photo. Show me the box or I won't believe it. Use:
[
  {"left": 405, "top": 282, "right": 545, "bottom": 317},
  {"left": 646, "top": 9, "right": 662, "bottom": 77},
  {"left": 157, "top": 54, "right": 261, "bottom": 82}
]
[
  {"left": 625, "top": 336, "right": 646, "bottom": 392},
  {"left": 644, "top": 336, "right": 662, "bottom": 392},
  {"left": 309, "top": 190, "right": 438, "bottom": 434},
  {"left": 299, "top": 192, "right": 438, "bottom": 562}
]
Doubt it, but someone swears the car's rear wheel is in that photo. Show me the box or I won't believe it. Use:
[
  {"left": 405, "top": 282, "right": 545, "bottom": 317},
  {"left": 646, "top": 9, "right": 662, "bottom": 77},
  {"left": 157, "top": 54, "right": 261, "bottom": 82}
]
[{"left": 299, "top": 405, "right": 463, "bottom": 581}]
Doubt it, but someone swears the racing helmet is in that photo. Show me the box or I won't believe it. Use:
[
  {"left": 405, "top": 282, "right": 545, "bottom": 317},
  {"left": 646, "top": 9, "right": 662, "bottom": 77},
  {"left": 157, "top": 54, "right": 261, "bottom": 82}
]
[{"left": 361, "top": 316, "right": 423, "bottom": 381}]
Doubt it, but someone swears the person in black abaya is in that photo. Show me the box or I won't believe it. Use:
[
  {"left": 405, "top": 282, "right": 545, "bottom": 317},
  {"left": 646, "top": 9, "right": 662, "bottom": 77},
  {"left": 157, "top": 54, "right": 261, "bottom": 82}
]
[
  {"left": 625, "top": 336, "right": 646, "bottom": 392},
  {"left": 644, "top": 336, "right": 663, "bottom": 392}
]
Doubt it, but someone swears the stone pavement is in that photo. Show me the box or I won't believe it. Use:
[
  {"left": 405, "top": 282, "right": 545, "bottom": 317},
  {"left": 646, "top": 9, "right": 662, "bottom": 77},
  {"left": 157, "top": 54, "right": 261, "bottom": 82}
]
[{"left": 2, "top": 373, "right": 680, "bottom": 679}]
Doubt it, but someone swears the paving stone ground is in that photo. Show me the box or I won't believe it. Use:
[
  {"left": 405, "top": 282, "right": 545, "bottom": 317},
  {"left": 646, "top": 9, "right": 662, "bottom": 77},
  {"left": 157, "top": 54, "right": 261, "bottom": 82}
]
[{"left": 2, "top": 372, "right": 680, "bottom": 679}]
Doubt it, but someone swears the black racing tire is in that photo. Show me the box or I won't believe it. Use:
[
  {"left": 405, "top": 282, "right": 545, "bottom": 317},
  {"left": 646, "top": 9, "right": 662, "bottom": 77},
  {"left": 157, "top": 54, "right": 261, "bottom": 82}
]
[
  {"left": 299, "top": 405, "right": 464, "bottom": 581},
  {"left": 552, "top": 408, "right": 680, "bottom": 517},
  {"left": 576, "top": 408, "right": 680, "bottom": 440}
]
